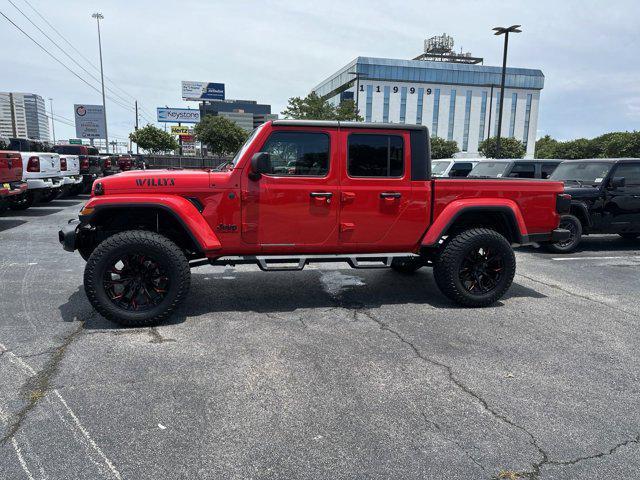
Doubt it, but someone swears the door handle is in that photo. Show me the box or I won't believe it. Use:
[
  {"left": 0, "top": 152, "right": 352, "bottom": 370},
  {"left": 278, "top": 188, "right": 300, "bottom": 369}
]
[
  {"left": 310, "top": 192, "right": 333, "bottom": 198},
  {"left": 380, "top": 192, "right": 401, "bottom": 199}
]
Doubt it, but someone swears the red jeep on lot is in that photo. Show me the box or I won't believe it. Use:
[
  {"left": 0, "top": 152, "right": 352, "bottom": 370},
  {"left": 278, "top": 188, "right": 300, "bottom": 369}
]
[
  {"left": 59, "top": 121, "right": 569, "bottom": 326},
  {"left": 0, "top": 150, "right": 27, "bottom": 209}
]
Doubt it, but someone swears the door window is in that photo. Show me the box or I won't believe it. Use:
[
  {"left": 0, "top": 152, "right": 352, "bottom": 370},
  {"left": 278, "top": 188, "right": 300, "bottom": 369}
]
[
  {"left": 541, "top": 163, "right": 560, "bottom": 179},
  {"left": 508, "top": 163, "right": 536, "bottom": 178},
  {"left": 449, "top": 162, "right": 473, "bottom": 177},
  {"left": 611, "top": 163, "right": 640, "bottom": 186},
  {"left": 348, "top": 134, "right": 404, "bottom": 177},
  {"left": 261, "top": 131, "right": 330, "bottom": 176}
]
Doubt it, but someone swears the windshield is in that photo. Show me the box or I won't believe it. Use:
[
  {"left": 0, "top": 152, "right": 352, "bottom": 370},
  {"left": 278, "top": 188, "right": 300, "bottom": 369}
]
[
  {"left": 549, "top": 162, "right": 612, "bottom": 185},
  {"left": 431, "top": 161, "right": 451, "bottom": 176},
  {"left": 468, "top": 161, "right": 510, "bottom": 178},
  {"left": 231, "top": 124, "right": 264, "bottom": 166}
]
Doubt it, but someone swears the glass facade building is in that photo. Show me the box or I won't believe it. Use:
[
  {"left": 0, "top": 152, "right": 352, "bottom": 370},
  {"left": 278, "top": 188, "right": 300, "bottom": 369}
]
[{"left": 312, "top": 56, "right": 544, "bottom": 158}]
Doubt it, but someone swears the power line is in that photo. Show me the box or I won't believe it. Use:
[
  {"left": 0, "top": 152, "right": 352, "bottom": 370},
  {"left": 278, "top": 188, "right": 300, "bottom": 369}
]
[
  {"left": 0, "top": 9, "right": 138, "bottom": 116},
  {"left": 19, "top": 0, "right": 157, "bottom": 121}
]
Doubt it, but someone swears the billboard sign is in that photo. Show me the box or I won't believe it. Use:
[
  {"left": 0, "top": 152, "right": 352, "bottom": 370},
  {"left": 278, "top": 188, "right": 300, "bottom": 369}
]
[
  {"left": 182, "top": 81, "right": 225, "bottom": 101},
  {"left": 157, "top": 107, "right": 200, "bottom": 123},
  {"left": 74, "top": 104, "right": 106, "bottom": 139}
]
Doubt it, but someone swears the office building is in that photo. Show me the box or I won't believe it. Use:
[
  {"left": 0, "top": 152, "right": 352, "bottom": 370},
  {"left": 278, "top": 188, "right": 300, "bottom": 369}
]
[{"left": 0, "top": 92, "right": 50, "bottom": 141}]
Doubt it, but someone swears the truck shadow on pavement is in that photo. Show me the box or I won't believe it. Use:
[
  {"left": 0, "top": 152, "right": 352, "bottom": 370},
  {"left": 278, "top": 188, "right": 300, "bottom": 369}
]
[
  {"left": 0, "top": 219, "right": 27, "bottom": 232},
  {"left": 519, "top": 235, "right": 640, "bottom": 254},
  {"left": 0, "top": 208, "right": 63, "bottom": 217},
  {"left": 61, "top": 268, "right": 546, "bottom": 331}
]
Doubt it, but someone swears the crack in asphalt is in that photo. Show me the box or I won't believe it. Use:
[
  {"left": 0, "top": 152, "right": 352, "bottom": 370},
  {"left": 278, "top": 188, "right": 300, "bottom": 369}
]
[
  {"left": 0, "top": 322, "right": 85, "bottom": 445},
  {"left": 330, "top": 298, "right": 639, "bottom": 480},
  {"left": 148, "top": 327, "right": 176, "bottom": 344},
  {"left": 516, "top": 273, "right": 639, "bottom": 323}
]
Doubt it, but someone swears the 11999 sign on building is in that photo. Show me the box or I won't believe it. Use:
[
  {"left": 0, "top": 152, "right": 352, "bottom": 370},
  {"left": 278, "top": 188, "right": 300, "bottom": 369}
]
[{"left": 313, "top": 34, "right": 544, "bottom": 158}]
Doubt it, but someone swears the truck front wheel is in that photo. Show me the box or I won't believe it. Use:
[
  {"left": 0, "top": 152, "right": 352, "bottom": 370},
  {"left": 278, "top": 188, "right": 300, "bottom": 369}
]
[
  {"left": 433, "top": 228, "right": 516, "bottom": 307},
  {"left": 84, "top": 230, "right": 191, "bottom": 327}
]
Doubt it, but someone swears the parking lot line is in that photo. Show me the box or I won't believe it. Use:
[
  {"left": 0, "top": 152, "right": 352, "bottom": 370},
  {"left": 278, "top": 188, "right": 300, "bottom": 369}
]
[{"left": 552, "top": 256, "right": 640, "bottom": 261}]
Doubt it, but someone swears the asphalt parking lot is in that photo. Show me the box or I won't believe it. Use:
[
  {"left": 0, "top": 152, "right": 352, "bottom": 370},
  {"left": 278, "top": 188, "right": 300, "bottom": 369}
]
[{"left": 1, "top": 197, "right": 639, "bottom": 480}]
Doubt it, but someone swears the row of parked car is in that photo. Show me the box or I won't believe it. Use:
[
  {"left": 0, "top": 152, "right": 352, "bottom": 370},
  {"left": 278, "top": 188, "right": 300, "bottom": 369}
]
[
  {"left": 0, "top": 139, "right": 145, "bottom": 211},
  {"left": 433, "top": 157, "right": 640, "bottom": 252}
]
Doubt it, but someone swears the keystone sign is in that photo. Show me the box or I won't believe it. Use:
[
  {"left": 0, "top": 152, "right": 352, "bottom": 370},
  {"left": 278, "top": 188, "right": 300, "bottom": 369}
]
[
  {"left": 74, "top": 104, "right": 106, "bottom": 139},
  {"left": 157, "top": 108, "right": 201, "bottom": 124},
  {"left": 181, "top": 81, "right": 225, "bottom": 101}
]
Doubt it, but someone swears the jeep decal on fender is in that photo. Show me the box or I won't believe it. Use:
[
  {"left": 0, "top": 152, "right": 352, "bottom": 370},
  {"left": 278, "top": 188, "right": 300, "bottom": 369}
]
[{"left": 135, "top": 178, "right": 175, "bottom": 187}]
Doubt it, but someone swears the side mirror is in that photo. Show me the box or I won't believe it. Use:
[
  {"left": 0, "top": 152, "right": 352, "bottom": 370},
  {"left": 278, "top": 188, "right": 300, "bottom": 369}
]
[
  {"left": 609, "top": 177, "right": 626, "bottom": 189},
  {"left": 249, "top": 152, "right": 272, "bottom": 181}
]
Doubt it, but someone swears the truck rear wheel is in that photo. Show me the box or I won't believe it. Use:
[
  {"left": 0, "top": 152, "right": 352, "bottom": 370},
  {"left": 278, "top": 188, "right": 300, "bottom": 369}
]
[
  {"left": 84, "top": 230, "right": 191, "bottom": 327},
  {"left": 8, "top": 191, "right": 34, "bottom": 210},
  {"left": 433, "top": 228, "right": 516, "bottom": 307},
  {"left": 543, "top": 214, "right": 582, "bottom": 253}
]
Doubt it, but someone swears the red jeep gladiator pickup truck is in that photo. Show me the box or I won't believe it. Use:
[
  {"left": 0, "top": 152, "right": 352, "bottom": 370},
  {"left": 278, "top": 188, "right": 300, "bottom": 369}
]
[{"left": 59, "top": 121, "right": 569, "bottom": 326}]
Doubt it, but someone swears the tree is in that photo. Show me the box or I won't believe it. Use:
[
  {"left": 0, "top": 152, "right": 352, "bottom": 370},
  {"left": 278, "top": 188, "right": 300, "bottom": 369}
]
[
  {"left": 601, "top": 131, "right": 640, "bottom": 158},
  {"left": 335, "top": 99, "right": 363, "bottom": 121},
  {"left": 535, "top": 135, "right": 559, "bottom": 158},
  {"left": 478, "top": 136, "right": 526, "bottom": 159},
  {"left": 129, "top": 124, "right": 178, "bottom": 154},
  {"left": 551, "top": 138, "right": 594, "bottom": 160},
  {"left": 430, "top": 136, "right": 459, "bottom": 159},
  {"left": 283, "top": 92, "right": 362, "bottom": 121},
  {"left": 194, "top": 115, "right": 249, "bottom": 157},
  {"left": 0, "top": 137, "right": 8, "bottom": 150}
]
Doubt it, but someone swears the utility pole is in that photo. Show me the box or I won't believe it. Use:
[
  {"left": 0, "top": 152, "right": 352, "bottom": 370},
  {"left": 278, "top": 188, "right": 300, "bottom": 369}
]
[
  {"left": 92, "top": 12, "right": 109, "bottom": 153},
  {"left": 135, "top": 100, "right": 139, "bottom": 154},
  {"left": 492, "top": 25, "right": 521, "bottom": 158},
  {"left": 48, "top": 98, "right": 56, "bottom": 143}
]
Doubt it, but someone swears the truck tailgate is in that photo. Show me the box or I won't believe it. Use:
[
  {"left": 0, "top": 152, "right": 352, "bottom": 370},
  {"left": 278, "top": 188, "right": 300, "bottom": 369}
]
[
  {"left": 0, "top": 151, "right": 23, "bottom": 183},
  {"left": 432, "top": 178, "right": 565, "bottom": 234}
]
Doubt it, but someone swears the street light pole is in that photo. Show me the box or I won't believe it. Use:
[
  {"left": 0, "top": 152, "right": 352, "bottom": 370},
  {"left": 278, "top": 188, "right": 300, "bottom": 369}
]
[
  {"left": 48, "top": 97, "right": 56, "bottom": 143},
  {"left": 92, "top": 12, "right": 109, "bottom": 154},
  {"left": 492, "top": 25, "right": 521, "bottom": 158}
]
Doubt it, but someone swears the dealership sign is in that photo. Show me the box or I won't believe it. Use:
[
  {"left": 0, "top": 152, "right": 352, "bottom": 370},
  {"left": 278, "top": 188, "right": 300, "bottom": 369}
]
[
  {"left": 182, "top": 81, "right": 225, "bottom": 101},
  {"left": 157, "top": 107, "right": 200, "bottom": 123},
  {"left": 74, "top": 104, "right": 106, "bottom": 139},
  {"left": 170, "top": 125, "right": 191, "bottom": 135}
]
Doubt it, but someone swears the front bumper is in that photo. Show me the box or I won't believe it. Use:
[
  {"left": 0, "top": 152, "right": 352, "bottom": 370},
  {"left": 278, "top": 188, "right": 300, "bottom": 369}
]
[
  {"left": 59, "top": 219, "right": 80, "bottom": 252},
  {"left": 0, "top": 181, "right": 28, "bottom": 197},
  {"left": 526, "top": 228, "right": 571, "bottom": 244}
]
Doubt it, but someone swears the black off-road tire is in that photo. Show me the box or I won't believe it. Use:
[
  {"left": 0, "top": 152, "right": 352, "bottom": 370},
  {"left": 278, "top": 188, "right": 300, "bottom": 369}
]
[
  {"left": 433, "top": 228, "right": 516, "bottom": 307},
  {"left": 8, "top": 191, "right": 34, "bottom": 210},
  {"left": 390, "top": 256, "right": 423, "bottom": 274},
  {"left": 619, "top": 233, "right": 639, "bottom": 240},
  {"left": 543, "top": 214, "right": 582, "bottom": 253},
  {"left": 84, "top": 230, "right": 191, "bottom": 327}
]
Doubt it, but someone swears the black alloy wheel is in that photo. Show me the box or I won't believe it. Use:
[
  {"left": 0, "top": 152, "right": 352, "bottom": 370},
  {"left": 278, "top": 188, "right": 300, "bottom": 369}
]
[
  {"left": 459, "top": 246, "right": 504, "bottom": 295},
  {"left": 103, "top": 253, "right": 170, "bottom": 312}
]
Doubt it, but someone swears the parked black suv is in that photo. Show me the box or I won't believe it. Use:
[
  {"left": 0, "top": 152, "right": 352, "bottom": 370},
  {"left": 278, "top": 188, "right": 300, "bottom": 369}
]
[
  {"left": 546, "top": 158, "right": 640, "bottom": 252},
  {"left": 468, "top": 159, "right": 562, "bottom": 179}
]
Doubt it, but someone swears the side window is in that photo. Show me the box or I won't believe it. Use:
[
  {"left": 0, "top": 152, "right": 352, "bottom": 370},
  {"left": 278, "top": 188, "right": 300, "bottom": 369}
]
[
  {"left": 348, "top": 134, "right": 404, "bottom": 177},
  {"left": 508, "top": 163, "right": 536, "bottom": 178},
  {"left": 541, "top": 163, "right": 560, "bottom": 179},
  {"left": 449, "top": 162, "right": 473, "bottom": 177},
  {"left": 261, "top": 131, "right": 330, "bottom": 176},
  {"left": 612, "top": 163, "right": 640, "bottom": 186}
]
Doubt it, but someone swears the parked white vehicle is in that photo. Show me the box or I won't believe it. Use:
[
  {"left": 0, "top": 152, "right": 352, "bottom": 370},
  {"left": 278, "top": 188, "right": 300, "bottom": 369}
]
[
  {"left": 59, "top": 154, "right": 83, "bottom": 195},
  {"left": 431, "top": 158, "right": 480, "bottom": 178},
  {"left": 7, "top": 138, "right": 62, "bottom": 209}
]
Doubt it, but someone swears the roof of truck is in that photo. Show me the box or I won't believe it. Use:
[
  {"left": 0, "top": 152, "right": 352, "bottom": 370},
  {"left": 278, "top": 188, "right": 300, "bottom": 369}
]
[{"left": 271, "top": 120, "right": 429, "bottom": 132}]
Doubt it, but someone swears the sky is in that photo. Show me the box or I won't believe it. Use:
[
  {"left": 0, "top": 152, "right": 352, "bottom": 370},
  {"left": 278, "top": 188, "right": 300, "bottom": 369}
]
[{"left": 1, "top": 0, "right": 639, "bottom": 144}]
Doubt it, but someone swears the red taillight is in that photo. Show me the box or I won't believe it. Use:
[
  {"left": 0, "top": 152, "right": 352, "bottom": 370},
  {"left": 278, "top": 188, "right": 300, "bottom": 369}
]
[
  {"left": 80, "top": 157, "right": 89, "bottom": 170},
  {"left": 60, "top": 158, "right": 67, "bottom": 171},
  {"left": 104, "top": 159, "right": 111, "bottom": 168},
  {"left": 27, "top": 156, "right": 40, "bottom": 172}
]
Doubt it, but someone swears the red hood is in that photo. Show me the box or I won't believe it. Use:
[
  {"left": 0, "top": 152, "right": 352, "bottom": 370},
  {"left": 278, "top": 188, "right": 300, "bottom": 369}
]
[{"left": 92, "top": 169, "right": 234, "bottom": 195}]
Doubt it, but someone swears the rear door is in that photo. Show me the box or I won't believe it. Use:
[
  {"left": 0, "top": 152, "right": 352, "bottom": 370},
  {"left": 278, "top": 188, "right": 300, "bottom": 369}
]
[
  {"left": 240, "top": 127, "right": 339, "bottom": 247},
  {"left": 605, "top": 162, "right": 640, "bottom": 230},
  {"left": 338, "top": 128, "right": 420, "bottom": 248}
]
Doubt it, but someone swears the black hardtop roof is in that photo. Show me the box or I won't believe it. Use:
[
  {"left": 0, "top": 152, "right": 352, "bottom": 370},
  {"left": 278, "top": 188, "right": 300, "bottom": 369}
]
[
  {"left": 558, "top": 158, "right": 638, "bottom": 163},
  {"left": 271, "top": 120, "right": 429, "bottom": 133},
  {"left": 479, "top": 158, "right": 562, "bottom": 163}
]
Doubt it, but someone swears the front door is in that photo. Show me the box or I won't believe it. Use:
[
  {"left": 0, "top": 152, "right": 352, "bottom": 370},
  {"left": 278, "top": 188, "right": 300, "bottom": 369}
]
[
  {"left": 604, "top": 162, "right": 640, "bottom": 231},
  {"left": 338, "top": 129, "right": 419, "bottom": 249},
  {"left": 241, "top": 128, "right": 339, "bottom": 248}
]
